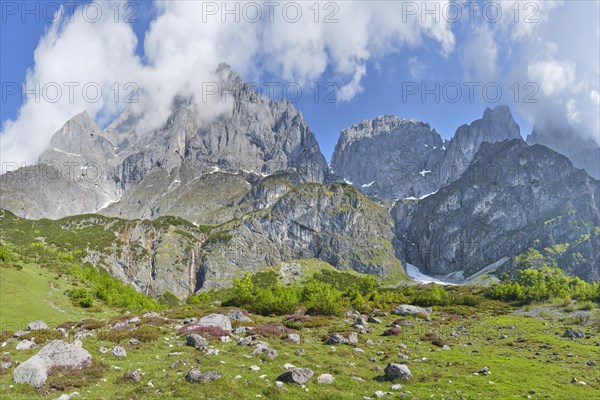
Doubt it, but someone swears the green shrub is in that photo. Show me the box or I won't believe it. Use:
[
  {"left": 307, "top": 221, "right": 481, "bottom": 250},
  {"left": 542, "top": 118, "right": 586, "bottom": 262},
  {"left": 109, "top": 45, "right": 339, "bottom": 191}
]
[
  {"left": 301, "top": 279, "right": 342, "bottom": 316},
  {"left": 486, "top": 267, "right": 600, "bottom": 304},
  {"left": 157, "top": 291, "right": 180, "bottom": 308}
]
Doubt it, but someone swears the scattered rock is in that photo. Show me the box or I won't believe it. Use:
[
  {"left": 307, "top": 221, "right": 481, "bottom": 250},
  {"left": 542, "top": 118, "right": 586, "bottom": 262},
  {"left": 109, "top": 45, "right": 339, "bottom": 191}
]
[
  {"left": 205, "top": 348, "right": 219, "bottom": 356},
  {"left": 250, "top": 365, "right": 261, "bottom": 371},
  {"left": 186, "top": 334, "right": 208, "bottom": 349},
  {"left": 384, "top": 363, "right": 412, "bottom": 381},
  {"left": 99, "top": 347, "right": 109, "bottom": 354},
  {"left": 13, "top": 330, "right": 29, "bottom": 338},
  {"left": 284, "top": 363, "right": 296, "bottom": 370},
  {"left": 441, "top": 345, "right": 451, "bottom": 350},
  {"left": 143, "top": 312, "right": 161, "bottom": 318},
  {"left": 128, "top": 338, "right": 139, "bottom": 346},
  {"left": 368, "top": 316, "right": 382, "bottom": 324},
  {"left": 277, "top": 367, "right": 314, "bottom": 385},
  {"left": 16, "top": 340, "right": 35, "bottom": 351},
  {"left": 220, "top": 336, "right": 231, "bottom": 343},
  {"left": 128, "top": 317, "right": 140, "bottom": 324},
  {"left": 27, "top": 321, "right": 48, "bottom": 331},
  {"left": 1, "top": 359, "right": 13, "bottom": 372},
  {"left": 391, "top": 384, "right": 403, "bottom": 390},
  {"left": 199, "top": 314, "right": 232, "bottom": 332},
  {"left": 317, "top": 373, "right": 334, "bottom": 384},
  {"left": 326, "top": 333, "right": 349, "bottom": 345},
  {"left": 112, "top": 346, "right": 127, "bottom": 357},
  {"left": 479, "top": 367, "right": 491, "bottom": 375},
  {"left": 252, "top": 345, "right": 278, "bottom": 359},
  {"left": 587, "top": 360, "right": 596, "bottom": 366},
  {"left": 227, "top": 310, "right": 253, "bottom": 322},
  {"left": 348, "top": 332, "right": 359, "bottom": 344},
  {"left": 287, "top": 333, "right": 301, "bottom": 344},
  {"left": 392, "top": 305, "right": 431, "bottom": 320},
  {"left": 563, "top": 329, "right": 584, "bottom": 339},
  {"left": 123, "top": 369, "right": 142, "bottom": 382},
  {"left": 13, "top": 340, "right": 92, "bottom": 388},
  {"left": 185, "top": 368, "right": 223, "bottom": 383}
]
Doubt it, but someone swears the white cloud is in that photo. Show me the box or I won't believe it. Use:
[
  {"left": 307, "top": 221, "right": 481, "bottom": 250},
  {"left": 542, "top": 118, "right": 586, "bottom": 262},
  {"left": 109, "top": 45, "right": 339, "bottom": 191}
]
[
  {"left": 408, "top": 57, "right": 425, "bottom": 80},
  {"left": 459, "top": 0, "right": 600, "bottom": 145},
  {"left": 1, "top": 0, "right": 457, "bottom": 165}
]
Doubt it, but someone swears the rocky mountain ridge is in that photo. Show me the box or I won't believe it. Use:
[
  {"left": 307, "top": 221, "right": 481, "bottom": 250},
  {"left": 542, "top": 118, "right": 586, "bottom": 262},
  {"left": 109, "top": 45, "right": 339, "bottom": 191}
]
[{"left": 1, "top": 66, "right": 599, "bottom": 297}]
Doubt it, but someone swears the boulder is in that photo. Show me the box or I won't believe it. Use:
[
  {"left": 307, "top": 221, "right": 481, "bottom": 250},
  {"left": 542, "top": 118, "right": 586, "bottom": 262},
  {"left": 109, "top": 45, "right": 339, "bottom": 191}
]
[
  {"left": 252, "top": 345, "right": 278, "bottom": 359},
  {"left": 317, "top": 373, "right": 334, "bottom": 384},
  {"left": 325, "top": 333, "right": 349, "bottom": 345},
  {"left": 112, "top": 346, "right": 127, "bottom": 357},
  {"left": 123, "top": 369, "right": 142, "bottom": 382},
  {"left": 287, "top": 333, "right": 301, "bottom": 344},
  {"left": 277, "top": 367, "right": 314, "bottom": 385},
  {"left": 28, "top": 321, "right": 48, "bottom": 331},
  {"left": 384, "top": 363, "right": 412, "bottom": 381},
  {"left": 13, "top": 340, "right": 92, "bottom": 388},
  {"left": 186, "top": 368, "right": 223, "bottom": 383},
  {"left": 16, "top": 340, "right": 35, "bottom": 350},
  {"left": 392, "top": 305, "right": 431, "bottom": 320},
  {"left": 227, "top": 310, "right": 253, "bottom": 322},
  {"left": 199, "top": 314, "right": 232, "bottom": 331},
  {"left": 348, "top": 332, "right": 359, "bottom": 344},
  {"left": 186, "top": 334, "right": 208, "bottom": 348},
  {"left": 563, "top": 329, "right": 584, "bottom": 339}
]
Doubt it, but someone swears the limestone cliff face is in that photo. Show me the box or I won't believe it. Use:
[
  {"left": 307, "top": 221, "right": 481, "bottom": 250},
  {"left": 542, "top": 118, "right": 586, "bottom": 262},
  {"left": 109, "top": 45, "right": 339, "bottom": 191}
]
[
  {"left": 330, "top": 106, "right": 522, "bottom": 201},
  {"left": 1, "top": 65, "right": 328, "bottom": 221},
  {"left": 331, "top": 115, "right": 445, "bottom": 200},
  {"left": 394, "top": 139, "right": 600, "bottom": 281},
  {"left": 197, "top": 183, "right": 404, "bottom": 290}
]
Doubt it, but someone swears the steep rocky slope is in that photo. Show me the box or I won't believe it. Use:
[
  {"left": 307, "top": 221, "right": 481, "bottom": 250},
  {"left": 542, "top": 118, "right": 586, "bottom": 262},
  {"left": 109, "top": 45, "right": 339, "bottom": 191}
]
[
  {"left": 0, "top": 65, "right": 328, "bottom": 221},
  {"left": 1, "top": 179, "right": 402, "bottom": 297},
  {"left": 330, "top": 116, "right": 445, "bottom": 200},
  {"left": 197, "top": 182, "right": 403, "bottom": 290},
  {"left": 394, "top": 139, "right": 600, "bottom": 281},
  {"left": 331, "top": 106, "right": 522, "bottom": 201}
]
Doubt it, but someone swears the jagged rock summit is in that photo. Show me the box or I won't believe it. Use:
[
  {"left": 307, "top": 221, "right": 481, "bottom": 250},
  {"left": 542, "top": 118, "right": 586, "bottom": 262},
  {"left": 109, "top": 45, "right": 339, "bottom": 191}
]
[
  {"left": 331, "top": 106, "right": 523, "bottom": 201},
  {"left": 1, "top": 64, "right": 329, "bottom": 221}
]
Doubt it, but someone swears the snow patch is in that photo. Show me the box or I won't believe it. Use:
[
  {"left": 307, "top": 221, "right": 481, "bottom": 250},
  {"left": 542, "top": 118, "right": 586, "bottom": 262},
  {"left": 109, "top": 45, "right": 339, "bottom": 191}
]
[
  {"left": 53, "top": 148, "right": 81, "bottom": 157},
  {"left": 361, "top": 181, "right": 375, "bottom": 188},
  {"left": 343, "top": 178, "right": 353, "bottom": 185},
  {"left": 419, "top": 190, "right": 437, "bottom": 199},
  {"left": 419, "top": 169, "right": 432, "bottom": 177},
  {"left": 406, "top": 263, "right": 455, "bottom": 286}
]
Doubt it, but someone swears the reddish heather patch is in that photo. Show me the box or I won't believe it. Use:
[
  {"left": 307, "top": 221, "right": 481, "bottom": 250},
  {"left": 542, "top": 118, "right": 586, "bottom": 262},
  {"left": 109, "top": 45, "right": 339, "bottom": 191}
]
[
  {"left": 383, "top": 327, "right": 403, "bottom": 336},
  {"left": 177, "top": 323, "right": 229, "bottom": 339}
]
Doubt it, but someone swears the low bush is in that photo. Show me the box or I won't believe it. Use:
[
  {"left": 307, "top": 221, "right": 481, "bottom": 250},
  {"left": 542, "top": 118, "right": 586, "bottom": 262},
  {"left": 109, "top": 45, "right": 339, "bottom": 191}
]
[
  {"left": 47, "top": 359, "right": 107, "bottom": 390},
  {"left": 77, "top": 319, "right": 105, "bottom": 331},
  {"left": 98, "top": 325, "right": 161, "bottom": 343},
  {"left": 20, "top": 329, "right": 64, "bottom": 343},
  {"left": 177, "top": 323, "right": 229, "bottom": 339},
  {"left": 422, "top": 332, "right": 448, "bottom": 347}
]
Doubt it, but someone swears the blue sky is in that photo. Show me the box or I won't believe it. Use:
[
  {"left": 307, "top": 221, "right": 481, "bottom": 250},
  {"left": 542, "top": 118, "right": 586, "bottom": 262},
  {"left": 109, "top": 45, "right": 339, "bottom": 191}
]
[{"left": 1, "top": 1, "right": 598, "bottom": 163}]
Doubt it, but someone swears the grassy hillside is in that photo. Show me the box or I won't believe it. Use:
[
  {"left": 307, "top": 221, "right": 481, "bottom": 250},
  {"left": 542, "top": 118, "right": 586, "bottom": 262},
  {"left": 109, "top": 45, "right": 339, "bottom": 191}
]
[{"left": 1, "top": 285, "right": 599, "bottom": 399}]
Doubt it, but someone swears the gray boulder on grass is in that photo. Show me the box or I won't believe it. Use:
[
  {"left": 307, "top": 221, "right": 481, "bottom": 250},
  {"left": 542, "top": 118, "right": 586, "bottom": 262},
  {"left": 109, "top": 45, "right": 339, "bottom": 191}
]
[
  {"left": 13, "top": 340, "right": 92, "bottom": 388},
  {"left": 277, "top": 367, "right": 314, "bottom": 385},
  {"left": 384, "top": 363, "right": 412, "bottom": 381}
]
